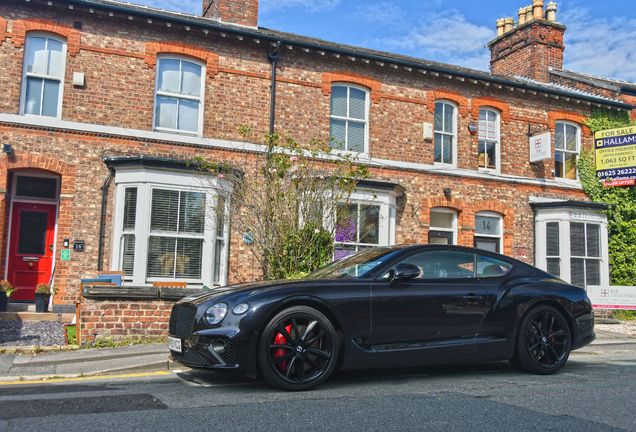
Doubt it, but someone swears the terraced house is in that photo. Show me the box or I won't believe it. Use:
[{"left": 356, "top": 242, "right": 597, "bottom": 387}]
[{"left": 0, "top": 0, "right": 633, "bottom": 341}]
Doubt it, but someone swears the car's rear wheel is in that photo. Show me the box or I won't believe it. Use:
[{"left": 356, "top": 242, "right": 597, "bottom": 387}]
[
  {"left": 511, "top": 305, "right": 571, "bottom": 374},
  {"left": 258, "top": 306, "right": 338, "bottom": 391}
]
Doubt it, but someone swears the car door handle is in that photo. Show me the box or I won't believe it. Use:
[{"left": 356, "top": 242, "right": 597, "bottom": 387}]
[{"left": 463, "top": 295, "right": 482, "bottom": 300}]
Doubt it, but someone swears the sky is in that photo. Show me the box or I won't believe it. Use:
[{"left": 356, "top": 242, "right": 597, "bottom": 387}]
[{"left": 123, "top": 0, "right": 636, "bottom": 82}]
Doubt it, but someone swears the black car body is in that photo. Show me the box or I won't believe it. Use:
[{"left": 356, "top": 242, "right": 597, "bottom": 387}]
[{"left": 168, "top": 245, "right": 595, "bottom": 390}]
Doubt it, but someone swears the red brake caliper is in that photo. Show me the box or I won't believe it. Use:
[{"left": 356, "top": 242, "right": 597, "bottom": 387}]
[{"left": 273, "top": 325, "right": 292, "bottom": 372}]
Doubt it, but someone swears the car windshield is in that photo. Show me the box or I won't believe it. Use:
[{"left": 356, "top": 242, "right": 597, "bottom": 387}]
[{"left": 305, "top": 247, "right": 402, "bottom": 279}]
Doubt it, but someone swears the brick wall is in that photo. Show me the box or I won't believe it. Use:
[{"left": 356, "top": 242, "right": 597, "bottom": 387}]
[
  {"left": 80, "top": 297, "right": 174, "bottom": 344},
  {"left": 202, "top": 0, "right": 259, "bottom": 27}
]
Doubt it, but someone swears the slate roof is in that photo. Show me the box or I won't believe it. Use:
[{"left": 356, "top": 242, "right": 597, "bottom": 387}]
[{"left": 55, "top": 0, "right": 634, "bottom": 109}]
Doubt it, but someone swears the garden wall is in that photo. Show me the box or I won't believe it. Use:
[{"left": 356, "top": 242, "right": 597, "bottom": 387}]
[{"left": 79, "top": 285, "right": 202, "bottom": 345}]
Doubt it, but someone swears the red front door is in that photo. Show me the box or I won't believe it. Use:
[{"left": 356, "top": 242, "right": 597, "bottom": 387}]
[{"left": 7, "top": 202, "right": 57, "bottom": 301}]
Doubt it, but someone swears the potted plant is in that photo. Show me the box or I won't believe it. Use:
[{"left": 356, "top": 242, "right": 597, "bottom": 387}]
[
  {"left": 0, "top": 280, "right": 17, "bottom": 312},
  {"left": 34, "top": 283, "right": 57, "bottom": 313}
]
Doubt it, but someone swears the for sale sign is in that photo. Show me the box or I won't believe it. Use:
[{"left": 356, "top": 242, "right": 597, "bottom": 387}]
[{"left": 595, "top": 126, "right": 636, "bottom": 185}]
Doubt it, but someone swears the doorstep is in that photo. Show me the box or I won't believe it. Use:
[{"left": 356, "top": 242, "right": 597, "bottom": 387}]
[
  {"left": 0, "top": 311, "right": 75, "bottom": 322},
  {"left": 1, "top": 303, "right": 74, "bottom": 322}
]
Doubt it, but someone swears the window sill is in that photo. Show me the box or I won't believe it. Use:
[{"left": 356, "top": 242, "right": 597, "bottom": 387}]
[
  {"left": 152, "top": 128, "right": 201, "bottom": 137},
  {"left": 82, "top": 284, "right": 207, "bottom": 301}
]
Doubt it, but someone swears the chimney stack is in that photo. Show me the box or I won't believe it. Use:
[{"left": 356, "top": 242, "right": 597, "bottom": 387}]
[
  {"left": 202, "top": 0, "right": 259, "bottom": 27},
  {"left": 488, "top": 1, "right": 565, "bottom": 83}
]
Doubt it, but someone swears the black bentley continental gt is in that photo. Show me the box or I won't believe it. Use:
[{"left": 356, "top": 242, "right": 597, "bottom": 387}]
[{"left": 168, "top": 245, "right": 595, "bottom": 391}]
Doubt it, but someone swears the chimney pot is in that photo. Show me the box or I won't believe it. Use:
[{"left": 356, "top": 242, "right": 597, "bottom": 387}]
[
  {"left": 546, "top": 1, "right": 557, "bottom": 22},
  {"left": 518, "top": 8, "right": 527, "bottom": 25},
  {"left": 504, "top": 17, "right": 514, "bottom": 33},
  {"left": 496, "top": 18, "right": 505, "bottom": 36},
  {"left": 526, "top": 6, "right": 533, "bottom": 22},
  {"left": 533, "top": 0, "right": 544, "bottom": 20}
]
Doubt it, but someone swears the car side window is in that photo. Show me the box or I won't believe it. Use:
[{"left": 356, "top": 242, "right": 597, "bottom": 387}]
[
  {"left": 476, "top": 254, "right": 513, "bottom": 277},
  {"left": 383, "top": 250, "right": 476, "bottom": 279}
]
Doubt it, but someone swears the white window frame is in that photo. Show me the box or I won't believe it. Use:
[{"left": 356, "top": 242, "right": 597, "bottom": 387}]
[
  {"left": 433, "top": 100, "right": 457, "bottom": 167},
  {"left": 554, "top": 121, "right": 580, "bottom": 181},
  {"left": 478, "top": 108, "right": 500, "bottom": 173},
  {"left": 474, "top": 211, "right": 503, "bottom": 253},
  {"left": 570, "top": 222, "right": 603, "bottom": 288},
  {"left": 19, "top": 33, "right": 67, "bottom": 119},
  {"left": 535, "top": 207, "right": 610, "bottom": 288},
  {"left": 329, "top": 83, "right": 370, "bottom": 154},
  {"left": 152, "top": 55, "right": 206, "bottom": 136},
  {"left": 111, "top": 167, "right": 229, "bottom": 287},
  {"left": 332, "top": 187, "right": 397, "bottom": 259},
  {"left": 429, "top": 207, "right": 457, "bottom": 245}
]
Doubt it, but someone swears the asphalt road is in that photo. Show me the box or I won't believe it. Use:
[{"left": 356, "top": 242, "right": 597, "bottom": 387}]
[{"left": 1, "top": 351, "right": 635, "bottom": 432}]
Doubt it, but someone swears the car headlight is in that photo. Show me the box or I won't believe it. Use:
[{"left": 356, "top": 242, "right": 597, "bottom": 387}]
[
  {"left": 204, "top": 303, "right": 228, "bottom": 325},
  {"left": 232, "top": 303, "right": 250, "bottom": 315}
]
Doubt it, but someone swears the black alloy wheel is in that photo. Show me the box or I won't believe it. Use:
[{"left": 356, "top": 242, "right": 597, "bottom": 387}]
[
  {"left": 512, "top": 305, "right": 571, "bottom": 375},
  {"left": 258, "top": 306, "right": 339, "bottom": 391}
]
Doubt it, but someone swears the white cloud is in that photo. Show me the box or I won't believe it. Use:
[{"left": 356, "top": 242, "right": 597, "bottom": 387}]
[
  {"left": 259, "top": 0, "right": 341, "bottom": 13},
  {"left": 354, "top": 2, "right": 406, "bottom": 25},
  {"left": 362, "top": 9, "right": 496, "bottom": 72},
  {"left": 561, "top": 6, "right": 636, "bottom": 82}
]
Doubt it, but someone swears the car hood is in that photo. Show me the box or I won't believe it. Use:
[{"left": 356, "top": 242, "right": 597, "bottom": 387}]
[{"left": 179, "top": 279, "right": 315, "bottom": 306}]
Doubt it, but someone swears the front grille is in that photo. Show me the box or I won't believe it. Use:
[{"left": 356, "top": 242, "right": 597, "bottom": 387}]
[
  {"left": 210, "top": 337, "right": 237, "bottom": 366},
  {"left": 172, "top": 347, "right": 215, "bottom": 366},
  {"left": 169, "top": 304, "right": 197, "bottom": 338}
]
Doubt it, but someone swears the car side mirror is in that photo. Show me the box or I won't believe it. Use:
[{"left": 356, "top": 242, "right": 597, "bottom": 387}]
[{"left": 394, "top": 263, "right": 421, "bottom": 281}]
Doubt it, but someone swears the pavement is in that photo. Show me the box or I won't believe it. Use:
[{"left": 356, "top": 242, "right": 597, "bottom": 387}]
[{"left": 0, "top": 325, "right": 634, "bottom": 383}]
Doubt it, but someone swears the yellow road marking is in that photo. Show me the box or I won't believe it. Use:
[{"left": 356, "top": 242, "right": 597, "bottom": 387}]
[{"left": 0, "top": 371, "right": 171, "bottom": 385}]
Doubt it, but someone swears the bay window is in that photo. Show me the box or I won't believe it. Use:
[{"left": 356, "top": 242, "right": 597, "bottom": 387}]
[{"left": 111, "top": 163, "right": 228, "bottom": 287}]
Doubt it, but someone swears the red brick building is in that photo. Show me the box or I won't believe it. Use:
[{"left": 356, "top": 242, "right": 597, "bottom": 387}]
[{"left": 0, "top": 0, "right": 632, "bottom": 340}]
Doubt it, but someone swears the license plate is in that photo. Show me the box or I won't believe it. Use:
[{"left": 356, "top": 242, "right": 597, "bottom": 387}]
[{"left": 168, "top": 336, "right": 182, "bottom": 353}]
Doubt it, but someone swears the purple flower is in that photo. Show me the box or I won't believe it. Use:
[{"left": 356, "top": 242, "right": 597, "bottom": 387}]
[{"left": 335, "top": 218, "right": 355, "bottom": 242}]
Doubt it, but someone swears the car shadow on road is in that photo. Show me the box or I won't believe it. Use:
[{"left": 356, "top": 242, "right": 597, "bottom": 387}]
[{"left": 174, "top": 360, "right": 520, "bottom": 390}]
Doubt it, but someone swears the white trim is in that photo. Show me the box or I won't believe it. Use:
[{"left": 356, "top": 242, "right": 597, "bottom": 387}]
[
  {"left": 19, "top": 33, "right": 67, "bottom": 119},
  {"left": 0, "top": 114, "right": 585, "bottom": 191},
  {"left": 433, "top": 100, "right": 458, "bottom": 168},
  {"left": 152, "top": 55, "right": 206, "bottom": 137}
]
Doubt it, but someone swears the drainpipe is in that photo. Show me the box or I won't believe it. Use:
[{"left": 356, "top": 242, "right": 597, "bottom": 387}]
[
  {"left": 97, "top": 168, "right": 115, "bottom": 271},
  {"left": 267, "top": 41, "right": 281, "bottom": 153}
]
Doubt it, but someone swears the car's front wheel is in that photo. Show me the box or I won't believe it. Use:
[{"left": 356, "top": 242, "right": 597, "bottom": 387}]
[
  {"left": 258, "top": 306, "right": 339, "bottom": 391},
  {"left": 512, "top": 305, "right": 571, "bottom": 374}
]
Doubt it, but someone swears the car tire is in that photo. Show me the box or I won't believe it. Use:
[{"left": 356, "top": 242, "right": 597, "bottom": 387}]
[
  {"left": 258, "top": 305, "right": 339, "bottom": 391},
  {"left": 511, "top": 305, "right": 571, "bottom": 375}
]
